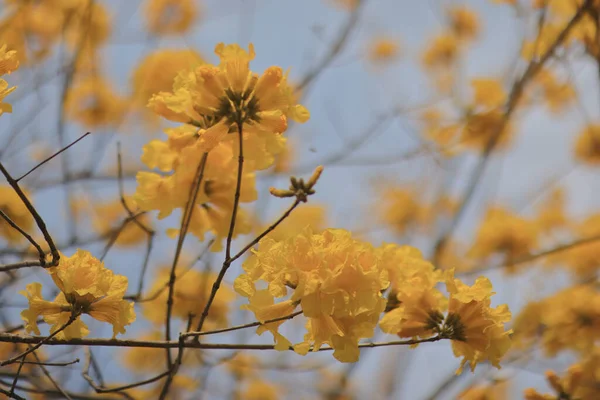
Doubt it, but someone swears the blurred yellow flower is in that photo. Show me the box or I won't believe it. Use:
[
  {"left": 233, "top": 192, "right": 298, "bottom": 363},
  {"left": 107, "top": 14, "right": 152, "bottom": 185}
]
[
  {"left": 367, "top": 37, "right": 400, "bottom": 63},
  {"left": 574, "top": 123, "right": 600, "bottom": 165},
  {"left": 241, "top": 379, "right": 281, "bottom": 400},
  {"left": 471, "top": 78, "right": 506, "bottom": 109},
  {"left": 422, "top": 33, "right": 459, "bottom": 69},
  {"left": 132, "top": 49, "right": 205, "bottom": 106},
  {"left": 264, "top": 204, "right": 327, "bottom": 242},
  {"left": 92, "top": 196, "right": 151, "bottom": 247},
  {"left": 448, "top": 6, "right": 481, "bottom": 41},
  {"left": 141, "top": 267, "right": 234, "bottom": 330},
  {"left": 20, "top": 249, "right": 136, "bottom": 339},
  {"left": 458, "top": 379, "right": 509, "bottom": 400},
  {"left": 65, "top": 76, "right": 129, "bottom": 127},
  {"left": 468, "top": 206, "right": 538, "bottom": 265},
  {"left": 144, "top": 0, "right": 199, "bottom": 35},
  {"left": 0, "top": 185, "right": 34, "bottom": 244}
]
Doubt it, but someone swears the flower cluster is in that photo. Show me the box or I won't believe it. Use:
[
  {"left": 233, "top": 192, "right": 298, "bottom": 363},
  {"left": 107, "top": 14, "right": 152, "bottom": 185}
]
[
  {"left": 235, "top": 228, "right": 390, "bottom": 362},
  {"left": 236, "top": 227, "right": 512, "bottom": 369},
  {"left": 20, "top": 249, "right": 136, "bottom": 339},
  {"left": 135, "top": 43, "right": 309, "bottom": 250}
]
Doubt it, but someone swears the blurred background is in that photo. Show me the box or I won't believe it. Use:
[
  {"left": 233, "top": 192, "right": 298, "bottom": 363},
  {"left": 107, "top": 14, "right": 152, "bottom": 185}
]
[{"left": 2, "top": 0, "right": 600, "bottom": 398}]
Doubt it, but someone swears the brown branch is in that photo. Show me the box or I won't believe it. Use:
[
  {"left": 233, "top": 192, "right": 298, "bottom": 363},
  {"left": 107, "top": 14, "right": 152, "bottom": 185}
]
[
  {"left": 0, "top": 333, "right": 445, "bottom": 351},
  {"left": 0, "top": 312, "right": 79, "bottom": 366},
  {"left": 30, "top": 350, "right": 73, "bottom": 400},
  {"left": 0, "top": 210, "right": 45, "bottom": 262},
  {"left": 15, "top": 132, "right": 91, "bottom": 183},
  {"left": 159, "top": 151, "right": 209, "bottom": 398},
  {"left": 0, "top": 162, "right": 59, "bottom": 266},
  {"left": 183, "top": 310, "right": 303, "bottom": 338}
]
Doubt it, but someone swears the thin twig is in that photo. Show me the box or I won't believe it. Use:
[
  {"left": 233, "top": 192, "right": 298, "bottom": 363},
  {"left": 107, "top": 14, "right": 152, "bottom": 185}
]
[
  {"left": 0, "top": 162, "right": 60, "bottom": 266},
  {"left": 30, "top": 350, "right": 73, "bottom": 400},
  {"left": 159, "top": 152, "right": 209, "bottom": 398},
  {"left": 15, "top": 132, "right": 91, "bottom": 182}
]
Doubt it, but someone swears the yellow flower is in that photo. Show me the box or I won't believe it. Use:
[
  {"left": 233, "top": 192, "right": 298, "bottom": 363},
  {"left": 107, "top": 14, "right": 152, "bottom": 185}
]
[
  {"left": 471, "top": 78, "right": 506, "bottom": 109},
  {"left": 263, "top": 204, "right": 327, "bottom": 242},
  {"left": 525, "top": 366, "right": 584, "bottom": 400},
  {"left": 379, "top": 244, "right": 448, "bottom": 339},
  {"left": 533, "top": 68, "right": 575, "bottom": 114},
  {"left": 65, "top": 1, "right": 112, "bottom": 51},
  {"left": 468, "top": 206, "right": 538, "bottom": 265},
  {"left": 448, "top": 6, "right": 480, "bottom": 41},
  {"left": 122, "top": 332, "right": 203, "bottom": 372},
  {"left": 132, "top": 49, "right": 205, "bottom": 107},
  {"left": 535, "top": 187, "right": 569, "bottom": 233},
  {"left": 65, "top": 76, "right": 129, "bottom": 127},
  {"left": 20, "top": 249, "right": 136, "bottom": 339},
  {"left": 241, "top": 379, "right": 281, "bottom": 400},
  {"left": 135, "top": 126, "right": 256, "bottom": 251},
  {"left": 141, "top": 267, "right": 234, "bottom": 330},
  {"left": 367, "top": 37, "right": 400, "bottom": 63},
  {"left": 0, "top": 185, "right": 34, "bottom": 244},
  {"left": 458, "top": 379, "right": 509, "bottom": 400},
  {"left": 148, "top": 43, "right": 309, "bottom": 163},
  {"left": 377, "top": 185, "right": 420, "bottom": 236},
  {"left": 328, "top": 0, "right": 360, "bottom": 10},
  {"left": 422, "top": 33, "right": 459, "bottom": 70},
  {"left": 0, "top": 79, "right": 16, "bottom": 116},
  {"left": 235, "top": 228, "right": 390, "bottom": 363},
  {"left": 225, "top": 353, "right": 259, "bottom": 380},
  {"left": 91, "top": 196, "right": 152, "bottom": 247},
  {"left": 0, "top": 44, "right": 19, "bottom": 75},
  {"left": 445, "top": 273, "right": 512, "bottom": 373},
  {"left": 574, "top": 123, "right": 600, "bottom": 165},
  {"left": 540, "top": 285, "right": 600, "bottom": 356},
  {"left": 459, "top": 110, "right": 513, "bottom": 151},
  {"left": 144, "top": 0, "right": 199, "bottom": 35}
]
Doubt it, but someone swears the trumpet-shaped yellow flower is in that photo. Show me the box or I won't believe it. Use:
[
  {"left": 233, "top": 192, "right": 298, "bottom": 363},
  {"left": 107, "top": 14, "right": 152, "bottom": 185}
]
[
  {"left": 445, "top": 273, "right": 512, "bottom": 373},
  {"left": 235, "top": 228, "right": 390, "bottom": 363},
  {"left": 379, "top": 244, "right": 447, "bottom": 339},
  {"left": 135, "top": 125, "right": 256, "bottom": 250},
  {"left": 20, "top": 249, "right": 136, "bottom": 339},
  {"left": 0, "top": 44, "right": 19, "bottom": 75},
  {"left": 148, "top": 42, "right": 309, "bottom": 164}
]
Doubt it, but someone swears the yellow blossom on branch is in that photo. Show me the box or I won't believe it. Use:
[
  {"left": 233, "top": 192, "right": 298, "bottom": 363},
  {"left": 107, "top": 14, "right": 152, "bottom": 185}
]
[
  {"left": 445, "top": 272, "right": 512, "bottom": 373},
  {"left": 147, "top": 42, "right": 309, "bottom": 163},
  {"left": 20, "top": 249, "right": 136, "bottom": 339},
  {"left": 235, "top": 228, "right": 390, "bottom": 362}
]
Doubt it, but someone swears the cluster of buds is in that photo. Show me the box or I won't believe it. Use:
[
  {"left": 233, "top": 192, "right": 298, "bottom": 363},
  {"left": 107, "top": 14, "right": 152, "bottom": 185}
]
[{"left": 269, "top": 166, "right": 324, "bottom": 202}]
